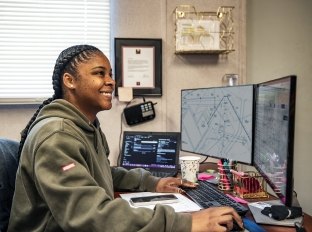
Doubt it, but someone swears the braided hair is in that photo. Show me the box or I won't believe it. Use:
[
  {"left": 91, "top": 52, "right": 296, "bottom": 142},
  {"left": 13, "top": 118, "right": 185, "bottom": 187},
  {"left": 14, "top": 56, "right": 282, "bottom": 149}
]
[{"left": 18, "top": 45, "right": 102, "bottom": 157}]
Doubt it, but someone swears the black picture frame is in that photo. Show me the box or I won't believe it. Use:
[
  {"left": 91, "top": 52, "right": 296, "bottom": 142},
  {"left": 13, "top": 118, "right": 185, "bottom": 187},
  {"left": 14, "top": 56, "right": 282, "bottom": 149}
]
[{"left": 114, "top": 38, "right": 162, "bottom": 96}]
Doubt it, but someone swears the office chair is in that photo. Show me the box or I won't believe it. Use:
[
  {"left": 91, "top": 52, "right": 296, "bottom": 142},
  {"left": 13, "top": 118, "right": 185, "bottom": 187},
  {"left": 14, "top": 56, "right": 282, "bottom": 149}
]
[{"left": 0, "top": 138, "right": 19, "bottom": 232}]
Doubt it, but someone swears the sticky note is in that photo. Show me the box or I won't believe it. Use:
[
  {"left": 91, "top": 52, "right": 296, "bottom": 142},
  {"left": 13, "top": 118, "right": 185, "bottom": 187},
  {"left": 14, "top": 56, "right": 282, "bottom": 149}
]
[
  {"left": 198, "top": 173, "right": 215, "bottom": 181},
  {"left": 118, "top": 87, "right": 133, "bottom": 102}
]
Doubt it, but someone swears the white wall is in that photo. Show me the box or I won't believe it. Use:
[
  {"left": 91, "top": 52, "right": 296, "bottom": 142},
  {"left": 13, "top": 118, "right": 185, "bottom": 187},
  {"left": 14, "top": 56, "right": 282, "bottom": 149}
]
[{"left": 247, "top": 0, "right": 312, "bottom": 215}]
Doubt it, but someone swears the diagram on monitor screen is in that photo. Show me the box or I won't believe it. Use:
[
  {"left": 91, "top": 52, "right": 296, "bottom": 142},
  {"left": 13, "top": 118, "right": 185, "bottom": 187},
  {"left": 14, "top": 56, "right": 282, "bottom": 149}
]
[{"left": 181, "top": 85, "right": 254, "bottom": 164}]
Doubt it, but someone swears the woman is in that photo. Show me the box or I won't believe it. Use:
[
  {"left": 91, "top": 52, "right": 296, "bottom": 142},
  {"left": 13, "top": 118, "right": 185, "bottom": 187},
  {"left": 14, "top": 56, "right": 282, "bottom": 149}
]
[{"left": 8, "top": 45, "right": 242, "bottom": 232}]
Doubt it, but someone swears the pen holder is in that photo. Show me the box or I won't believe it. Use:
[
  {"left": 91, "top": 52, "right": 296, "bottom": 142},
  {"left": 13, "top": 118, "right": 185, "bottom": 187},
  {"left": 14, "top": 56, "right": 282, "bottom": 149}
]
[{"left": 217, "top": 159, "right": 235, "bottom": 191}]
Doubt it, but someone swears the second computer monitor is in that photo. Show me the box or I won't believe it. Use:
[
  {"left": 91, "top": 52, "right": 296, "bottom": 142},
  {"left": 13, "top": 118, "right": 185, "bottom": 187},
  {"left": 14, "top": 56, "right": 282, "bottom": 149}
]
[{"left": 253, "top": 75, "right": 297, "bottom": 207}]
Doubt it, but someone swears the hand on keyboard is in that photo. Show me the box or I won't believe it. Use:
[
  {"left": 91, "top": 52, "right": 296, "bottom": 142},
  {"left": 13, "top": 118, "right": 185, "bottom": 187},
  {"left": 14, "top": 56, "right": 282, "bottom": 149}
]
[
  {"left": 155, "top": 177, "right": 198, "bottom": 193},
  {"left": 191, "top": 206, "right": 244, "bottom": 232},
  {"left": 184, "top": 181, "right": 249, "bottom": 215}
]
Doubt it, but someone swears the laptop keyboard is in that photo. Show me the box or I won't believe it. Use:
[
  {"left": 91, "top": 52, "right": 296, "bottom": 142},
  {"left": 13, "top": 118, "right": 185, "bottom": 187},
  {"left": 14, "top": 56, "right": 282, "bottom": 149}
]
[
  {"left": 151, "top": 171, "right": 177, "bottom": 178},
  {"left": 184, "top": 181, "right": 249, "bottom": 216}
]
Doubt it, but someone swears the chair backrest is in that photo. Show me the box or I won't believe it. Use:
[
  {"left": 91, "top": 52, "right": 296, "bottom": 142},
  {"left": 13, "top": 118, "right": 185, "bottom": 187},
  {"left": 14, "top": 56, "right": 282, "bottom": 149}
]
[{"left": 0, "top": 138, "right": 19, "bottom": 232}]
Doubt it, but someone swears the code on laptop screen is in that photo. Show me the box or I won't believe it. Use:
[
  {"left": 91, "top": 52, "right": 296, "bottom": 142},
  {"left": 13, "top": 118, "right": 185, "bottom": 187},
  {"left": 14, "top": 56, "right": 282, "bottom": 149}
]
[{"left": 121, "top": 131, "right": 180, "bottom": 169}]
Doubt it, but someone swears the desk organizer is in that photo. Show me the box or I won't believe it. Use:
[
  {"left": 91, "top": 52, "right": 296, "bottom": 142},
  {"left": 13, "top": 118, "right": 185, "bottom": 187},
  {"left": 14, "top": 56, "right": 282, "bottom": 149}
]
[
  {"left": 173, "top": 5, "right": 235, "bottom": 54},
  {"left": 217, "top": 159, "right": 235, "bottom": 191},
  {"left": 232, "top": 170, "right": 269, "bottom": 199}
]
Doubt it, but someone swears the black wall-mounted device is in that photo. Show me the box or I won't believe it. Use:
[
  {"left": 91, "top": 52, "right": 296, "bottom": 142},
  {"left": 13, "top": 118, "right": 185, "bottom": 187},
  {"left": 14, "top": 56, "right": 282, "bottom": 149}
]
[{"left": 124, "top": 101, "right": 156, "bottom": 125}]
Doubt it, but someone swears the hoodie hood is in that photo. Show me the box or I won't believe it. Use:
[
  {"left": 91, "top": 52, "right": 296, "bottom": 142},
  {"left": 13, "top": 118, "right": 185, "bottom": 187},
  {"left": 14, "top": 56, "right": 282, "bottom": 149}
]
[
  {"left": 31, "top": 99, "right": 96, "bottom": 132},
  {"left": 28, "top": 99, "right": 109, "bottom": 156}
]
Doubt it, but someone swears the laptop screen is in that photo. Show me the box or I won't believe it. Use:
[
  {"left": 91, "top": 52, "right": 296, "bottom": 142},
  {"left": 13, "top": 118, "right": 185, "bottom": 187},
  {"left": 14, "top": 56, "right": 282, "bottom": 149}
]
[{"left": 120, "top": 131, "right": 180, "bottom": 172}]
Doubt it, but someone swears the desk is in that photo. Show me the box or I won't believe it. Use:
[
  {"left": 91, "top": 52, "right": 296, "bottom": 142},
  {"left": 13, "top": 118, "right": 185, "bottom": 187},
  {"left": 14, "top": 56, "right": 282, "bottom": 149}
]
[
  {"left": 199, "top": 162, "right": 312, "bottom": 232},
  {"left": 115, "top": 162, "right": 312, "bottom": 232}
]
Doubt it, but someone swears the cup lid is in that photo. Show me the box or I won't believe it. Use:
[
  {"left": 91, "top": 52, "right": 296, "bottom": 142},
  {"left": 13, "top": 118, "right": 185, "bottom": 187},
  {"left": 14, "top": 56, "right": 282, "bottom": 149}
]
[{"left": 179, "top": 156, "right": 200, "bottom": 161}]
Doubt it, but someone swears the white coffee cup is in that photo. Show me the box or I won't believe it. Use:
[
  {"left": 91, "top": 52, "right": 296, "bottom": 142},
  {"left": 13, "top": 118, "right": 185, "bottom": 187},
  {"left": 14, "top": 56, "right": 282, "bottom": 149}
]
[{"left": 179, "top": 156, "right": 200, "bottom": 183}]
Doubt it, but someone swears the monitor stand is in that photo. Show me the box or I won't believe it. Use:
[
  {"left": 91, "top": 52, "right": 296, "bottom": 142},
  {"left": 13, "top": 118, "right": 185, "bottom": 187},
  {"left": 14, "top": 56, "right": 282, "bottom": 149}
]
[{"left": 248, "top": 193, "right": 303, "bottom": 227}]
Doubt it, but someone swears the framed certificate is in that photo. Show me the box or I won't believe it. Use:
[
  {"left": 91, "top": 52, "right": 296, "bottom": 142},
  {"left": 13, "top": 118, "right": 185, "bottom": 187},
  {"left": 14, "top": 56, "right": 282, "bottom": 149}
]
[{"left": 114, "top": 38, "right": 162, "bottom": 96}]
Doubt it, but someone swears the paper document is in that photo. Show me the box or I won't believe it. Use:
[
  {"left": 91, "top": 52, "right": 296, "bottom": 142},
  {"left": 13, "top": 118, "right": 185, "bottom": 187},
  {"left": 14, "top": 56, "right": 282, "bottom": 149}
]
[{"left": 120, "top": 192, "right": 202, "bottom": 212}]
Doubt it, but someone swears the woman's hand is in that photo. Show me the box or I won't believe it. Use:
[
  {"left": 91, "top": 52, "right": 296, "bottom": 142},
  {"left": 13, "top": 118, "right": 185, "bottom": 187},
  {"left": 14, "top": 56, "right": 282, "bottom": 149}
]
[
  {"left": 155, "top": 178, "right": 244, "bottom": 231},
  {"left": 155, "top": 177, "right": 198, "bottom": 193},
  {"left": 191, "top": 206, "right": 243, "bottom": 232}
]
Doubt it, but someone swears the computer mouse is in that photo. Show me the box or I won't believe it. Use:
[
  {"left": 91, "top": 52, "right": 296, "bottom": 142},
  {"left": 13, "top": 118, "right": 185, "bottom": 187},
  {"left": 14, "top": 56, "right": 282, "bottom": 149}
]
[
  {"left": 231, "top": 219, "right": 244, "bottom": 232},
  {"left": 221, "top": 220, "right": 244, "bottom": 232}
]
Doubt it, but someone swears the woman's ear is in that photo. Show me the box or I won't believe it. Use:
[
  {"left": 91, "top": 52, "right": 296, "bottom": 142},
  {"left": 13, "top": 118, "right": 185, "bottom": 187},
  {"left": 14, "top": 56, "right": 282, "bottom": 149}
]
[{"left": 63, "top": 73, "right": 75, "bottom": 89}]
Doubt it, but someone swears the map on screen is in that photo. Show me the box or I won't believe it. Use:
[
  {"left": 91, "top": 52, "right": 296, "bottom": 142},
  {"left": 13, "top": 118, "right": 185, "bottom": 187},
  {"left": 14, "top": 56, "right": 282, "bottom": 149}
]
[{"left": 181, "top": 85, "right": 254, "bottom": 164}]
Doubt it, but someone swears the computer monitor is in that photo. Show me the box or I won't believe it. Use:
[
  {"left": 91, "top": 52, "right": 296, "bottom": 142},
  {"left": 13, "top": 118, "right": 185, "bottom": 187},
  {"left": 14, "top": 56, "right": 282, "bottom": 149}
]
[
  {"left": 180, "top": 85, "right": 254, "bottom": 164},
  {"left": 253, "top": 75, "right": 297, "bottom": 207}
]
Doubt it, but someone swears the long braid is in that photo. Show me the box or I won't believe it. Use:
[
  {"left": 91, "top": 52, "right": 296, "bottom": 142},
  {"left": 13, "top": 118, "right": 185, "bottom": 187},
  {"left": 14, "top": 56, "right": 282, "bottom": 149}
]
[{"left": 18, "top": 44, "right": 102, "bottom": 158}]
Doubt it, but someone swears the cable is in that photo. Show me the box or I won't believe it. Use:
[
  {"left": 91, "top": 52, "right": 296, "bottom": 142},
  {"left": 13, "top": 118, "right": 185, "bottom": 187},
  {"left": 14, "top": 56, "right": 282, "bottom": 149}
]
[
  {"left": 117, "top": 111, "right": 123, "bottom": 166},
  {"left": 117, "top": 96, "right": 153, "bottom": 165},
  {"left": 200, "top": 156, "right": 209, "bottom": 164},
  {"left": 117, "top": 99, "right": 134, "bottom": 166}
]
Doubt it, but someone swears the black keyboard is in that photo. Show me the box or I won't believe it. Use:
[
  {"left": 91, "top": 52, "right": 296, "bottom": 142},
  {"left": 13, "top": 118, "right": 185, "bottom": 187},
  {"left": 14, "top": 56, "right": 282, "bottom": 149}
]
[{"left": 184, "top": 181, "right": 249, "bottom": 216}]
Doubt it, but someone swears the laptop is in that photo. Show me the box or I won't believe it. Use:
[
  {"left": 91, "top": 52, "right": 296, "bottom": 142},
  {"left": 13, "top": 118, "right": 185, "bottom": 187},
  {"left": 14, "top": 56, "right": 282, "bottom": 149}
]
[{"left": 119, "top": 131, "right": 180, "bottom": 177}]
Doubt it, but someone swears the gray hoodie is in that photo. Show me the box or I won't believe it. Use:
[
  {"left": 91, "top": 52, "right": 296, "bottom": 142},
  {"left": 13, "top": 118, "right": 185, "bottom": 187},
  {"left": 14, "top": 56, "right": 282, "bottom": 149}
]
[{"left": 8, "top": 99, "right": 191, "bottom": 232}]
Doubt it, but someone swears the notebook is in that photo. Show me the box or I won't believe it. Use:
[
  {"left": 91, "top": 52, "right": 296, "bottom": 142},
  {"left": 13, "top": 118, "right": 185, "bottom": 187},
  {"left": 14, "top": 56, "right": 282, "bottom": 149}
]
[{"left": 119, "top": 131, "right": 180, "bottom": 177}]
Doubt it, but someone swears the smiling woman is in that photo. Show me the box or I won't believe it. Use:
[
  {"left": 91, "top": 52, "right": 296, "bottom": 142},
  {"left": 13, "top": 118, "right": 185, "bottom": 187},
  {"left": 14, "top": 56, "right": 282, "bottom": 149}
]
[
  {"left": 7, "top": 45, "right": 120, "bottom": 231},
  {"left": 7, "top": 44, "right": 243, "bottom": 232},
  {"left": 16, "top": 45, "right": 114, "bottom": 155}
]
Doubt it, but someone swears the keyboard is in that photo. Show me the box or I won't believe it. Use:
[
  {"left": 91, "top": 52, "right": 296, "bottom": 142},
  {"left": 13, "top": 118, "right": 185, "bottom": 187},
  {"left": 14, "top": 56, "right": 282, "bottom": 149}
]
[{"left": 184, "top": 181, "right": 249, "bottom": 216}]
